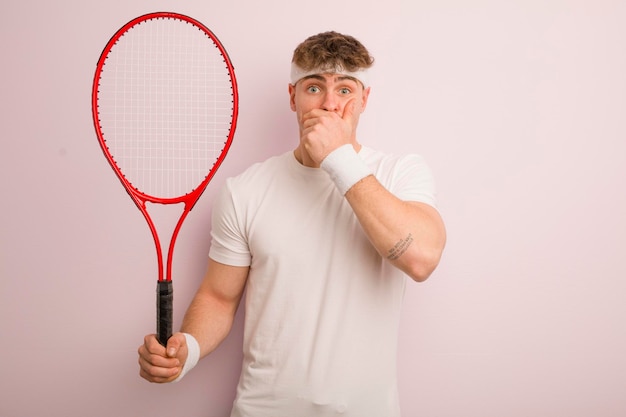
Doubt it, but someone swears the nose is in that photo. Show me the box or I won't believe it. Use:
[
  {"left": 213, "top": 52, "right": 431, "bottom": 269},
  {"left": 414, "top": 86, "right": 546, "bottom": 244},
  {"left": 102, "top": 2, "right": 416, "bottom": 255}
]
[{"left": 320, "top": 92, "right": 339, "bottom": 112}]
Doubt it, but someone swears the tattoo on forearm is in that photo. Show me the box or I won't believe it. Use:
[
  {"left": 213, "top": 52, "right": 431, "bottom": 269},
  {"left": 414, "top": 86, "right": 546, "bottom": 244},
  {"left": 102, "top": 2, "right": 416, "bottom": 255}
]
[{"left": 387, "top": 233, "right": 414, "bottom": 261}]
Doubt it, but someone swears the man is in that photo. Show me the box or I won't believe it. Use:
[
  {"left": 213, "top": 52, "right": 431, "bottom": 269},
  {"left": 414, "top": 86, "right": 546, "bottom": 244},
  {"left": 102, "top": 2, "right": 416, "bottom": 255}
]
[{"left": 138, "top": 31, "right": 446, "bottom": 417}]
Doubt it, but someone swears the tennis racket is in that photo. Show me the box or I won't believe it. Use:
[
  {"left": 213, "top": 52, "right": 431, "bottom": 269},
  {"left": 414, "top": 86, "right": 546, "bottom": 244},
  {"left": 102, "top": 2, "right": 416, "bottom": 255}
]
[{"left": 92, "top": 12, "right": 238, "bottom": 346}]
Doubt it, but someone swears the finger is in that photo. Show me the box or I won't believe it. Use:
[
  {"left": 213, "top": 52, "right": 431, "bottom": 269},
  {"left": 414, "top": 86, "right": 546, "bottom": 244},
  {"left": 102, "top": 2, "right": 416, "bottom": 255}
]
[
  {"left": 300, "top": 110, "right": 321, "bottom": 128},
  {"left": 138, "top": 352, "right": 181, "bottom": 380},
  {"left": 165, "top": 332, "right": 186, "bottom": 358},
  {"left": 138, "top": 333, "right": 183, "bottom": 383},
  {"left": 143, "top": 333, "right": 166, "bottom": 355},
  {"left": 342, "top": 98, "right": 357, "bottom": 121},
  {"left": 138, "top": 334, "right": 180, "bottom": 367},
  {"left": 303, "top": 107, "right": 337, "bottom": 122},
  {"left": 139, "top": 362, "right": 180, "bottom": 383},
  {"left": 139, "top": 349, "right": 180, "bottom": 368}
]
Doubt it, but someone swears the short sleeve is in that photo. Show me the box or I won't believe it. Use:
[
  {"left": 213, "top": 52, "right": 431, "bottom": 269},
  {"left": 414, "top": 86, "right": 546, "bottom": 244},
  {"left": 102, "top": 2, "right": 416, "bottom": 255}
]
[
  {"left": 208, "top": 179, "right": 252, "bottom": 267},
  {"left": 382, "top": 154, "right": 438, "bottom": 208}
]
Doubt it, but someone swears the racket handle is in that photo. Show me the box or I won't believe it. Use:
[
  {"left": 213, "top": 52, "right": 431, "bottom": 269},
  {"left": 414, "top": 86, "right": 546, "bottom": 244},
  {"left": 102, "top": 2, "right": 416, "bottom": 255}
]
[{"left": 156, "top": 281, "right": 173, "bottom": 346}]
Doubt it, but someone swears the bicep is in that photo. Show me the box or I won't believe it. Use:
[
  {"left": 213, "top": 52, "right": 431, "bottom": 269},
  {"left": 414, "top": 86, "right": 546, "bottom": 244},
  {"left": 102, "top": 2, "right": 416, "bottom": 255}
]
[{"left": 198, "top": 258, "right": 249, "bottom": 309}]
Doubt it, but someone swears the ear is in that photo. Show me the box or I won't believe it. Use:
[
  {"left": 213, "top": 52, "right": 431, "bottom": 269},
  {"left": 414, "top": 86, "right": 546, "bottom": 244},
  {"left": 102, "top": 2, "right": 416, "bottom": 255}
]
[
  {"left": 360, "top": 86, "right": 371, "bottom": 113},
  {"left": 288, "top": 83, "right": 297, "bottom": 112}
]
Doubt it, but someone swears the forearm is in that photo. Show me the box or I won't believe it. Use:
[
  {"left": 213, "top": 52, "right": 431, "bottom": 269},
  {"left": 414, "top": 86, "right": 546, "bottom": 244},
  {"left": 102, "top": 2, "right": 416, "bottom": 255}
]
[
  {"left": 346, "top": 175, "right": 446, "bottom": 282},
  {"left": 179, "top": 260, "right": 248, "bottom": 358},
  {"left": 180, "top": 292, "right": 239, "bottom": 358}
]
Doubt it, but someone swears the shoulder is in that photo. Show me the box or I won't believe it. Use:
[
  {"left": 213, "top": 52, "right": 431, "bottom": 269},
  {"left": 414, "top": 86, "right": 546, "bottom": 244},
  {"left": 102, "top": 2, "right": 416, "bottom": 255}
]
[
  {"left": 360, "top": 146, "right": 437, "bottom": 206},
  {"left": 360, "top": 146, "right": 432, "bottom": 176},
  {"left": 227, "top": 152, "right": 291, "bottom": 188}
]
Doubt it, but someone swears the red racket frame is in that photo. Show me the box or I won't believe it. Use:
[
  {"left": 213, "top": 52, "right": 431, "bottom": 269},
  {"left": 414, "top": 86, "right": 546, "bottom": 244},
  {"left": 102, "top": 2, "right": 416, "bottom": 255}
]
[{"left": 91, "top": 12, "right": 238, "bottom": 343}]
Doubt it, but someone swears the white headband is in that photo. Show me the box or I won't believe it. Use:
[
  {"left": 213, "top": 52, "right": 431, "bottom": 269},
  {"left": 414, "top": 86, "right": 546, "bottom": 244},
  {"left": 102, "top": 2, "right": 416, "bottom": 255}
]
[{"left": 290, "top": 63, "right": 370, "bottom": 88}]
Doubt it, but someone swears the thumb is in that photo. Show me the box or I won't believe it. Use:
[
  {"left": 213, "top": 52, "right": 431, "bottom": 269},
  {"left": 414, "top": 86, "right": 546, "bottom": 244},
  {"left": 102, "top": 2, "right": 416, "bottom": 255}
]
[
  {"left": 166, "top": 333, "right": 185, "bottom": 358},
  {"left": 342, "top": 98, "right": 357, "bottom": 121}
]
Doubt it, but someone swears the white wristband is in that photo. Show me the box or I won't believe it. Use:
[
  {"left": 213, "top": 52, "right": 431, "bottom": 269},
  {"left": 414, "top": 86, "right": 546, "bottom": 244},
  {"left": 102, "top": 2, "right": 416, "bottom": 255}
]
[
  {"left": 320, "top": 144, "right": 372, "bottom": 195},
  {"left": 173, "top": 333, "right": 200, "bottom": 383}
]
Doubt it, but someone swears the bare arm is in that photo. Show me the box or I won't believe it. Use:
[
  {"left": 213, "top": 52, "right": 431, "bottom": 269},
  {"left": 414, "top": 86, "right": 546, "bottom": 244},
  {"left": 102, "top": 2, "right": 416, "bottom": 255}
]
[
  {"left": 138, "top": 259, "right": 248, "bottom": 382},
  {"left": 294, "top": 87, "right": 445, "bottom": 281},
  {"left": 346, "top": 175, "right": 446, "bottom": 282},
  {"left": 180, "top": 259, "right": 249, "bottom": 357}
]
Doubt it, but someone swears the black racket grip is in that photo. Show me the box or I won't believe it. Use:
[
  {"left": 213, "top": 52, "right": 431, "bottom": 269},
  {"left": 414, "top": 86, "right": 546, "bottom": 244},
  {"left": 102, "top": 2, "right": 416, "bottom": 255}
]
[{"left": 156, "top": 281, "right": 173, "bottom": 347}]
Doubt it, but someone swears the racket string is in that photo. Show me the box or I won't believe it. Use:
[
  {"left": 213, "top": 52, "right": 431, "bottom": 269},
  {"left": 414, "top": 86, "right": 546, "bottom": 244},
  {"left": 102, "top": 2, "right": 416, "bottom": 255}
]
[{"left": 97, "top": 17, "right": 234, "bottom": 198}]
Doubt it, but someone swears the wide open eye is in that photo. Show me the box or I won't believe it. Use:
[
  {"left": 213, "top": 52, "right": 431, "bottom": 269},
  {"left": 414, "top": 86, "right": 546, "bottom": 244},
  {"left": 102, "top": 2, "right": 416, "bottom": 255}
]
[{"left": 307, "top": 85, "right": 321, "bottom": 93}]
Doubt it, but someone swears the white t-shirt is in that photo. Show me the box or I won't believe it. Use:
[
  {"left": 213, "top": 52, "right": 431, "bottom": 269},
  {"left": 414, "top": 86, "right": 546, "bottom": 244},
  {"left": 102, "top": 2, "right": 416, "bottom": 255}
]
[{"left": 209, "top": 147, "right": 437, "bottom": 417}]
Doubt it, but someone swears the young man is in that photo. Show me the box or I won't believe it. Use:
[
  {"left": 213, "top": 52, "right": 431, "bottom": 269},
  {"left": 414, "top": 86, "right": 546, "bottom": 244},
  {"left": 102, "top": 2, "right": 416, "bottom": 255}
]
[{"left": 138, "top": 31, "right": 446, "bottom": 417}]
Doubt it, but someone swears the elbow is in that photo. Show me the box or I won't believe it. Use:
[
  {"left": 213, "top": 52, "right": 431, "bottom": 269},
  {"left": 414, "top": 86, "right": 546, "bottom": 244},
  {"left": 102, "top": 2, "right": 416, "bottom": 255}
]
[
  {"left": 385, "top": 212, "right": 447, "bottom": 282},
  {"left": 409, "top": 224, "right": 447, "bottom": 282},
  {"left": 403, "top": 246, "right": 445, "bottom": 283},
  {"left": 406, "top": 258, "right": 439, "bottom": 283}
]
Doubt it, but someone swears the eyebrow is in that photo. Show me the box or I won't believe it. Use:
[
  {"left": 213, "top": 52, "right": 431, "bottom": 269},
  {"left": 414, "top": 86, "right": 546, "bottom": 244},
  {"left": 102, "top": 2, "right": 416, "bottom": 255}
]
[{"left": 301, "top": 74, "right": 359, "bottom": 85}]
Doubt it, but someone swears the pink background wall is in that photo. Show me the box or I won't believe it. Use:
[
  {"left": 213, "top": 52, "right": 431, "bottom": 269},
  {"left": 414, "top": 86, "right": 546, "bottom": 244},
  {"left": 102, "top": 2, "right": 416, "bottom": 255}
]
[{"left": 1, "top": 0, "right": 625, "bottom": 416}]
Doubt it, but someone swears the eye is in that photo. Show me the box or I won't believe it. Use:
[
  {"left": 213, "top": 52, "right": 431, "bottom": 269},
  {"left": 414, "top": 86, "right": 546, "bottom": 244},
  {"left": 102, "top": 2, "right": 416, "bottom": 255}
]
[
  {"left": 339, "top": 87, "right": 351, "bottom": 95},
  {"left": 307, "top": 85, "right": 321, "bottom": 93}
]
